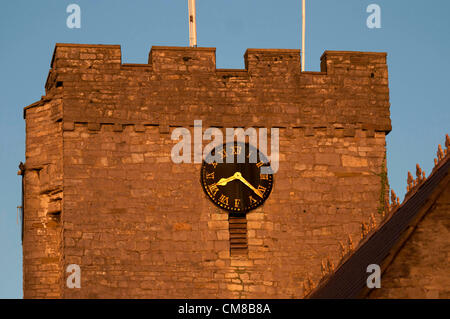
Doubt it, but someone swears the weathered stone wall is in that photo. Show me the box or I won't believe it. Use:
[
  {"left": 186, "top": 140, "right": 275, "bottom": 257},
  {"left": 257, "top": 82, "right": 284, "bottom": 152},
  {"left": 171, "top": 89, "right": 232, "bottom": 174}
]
[
  {"left": 24, "top": 43, "right": 391, "bottom": 298},
  {"left": 23, "top": 97, "right": 64, "bottom": 298},
  {"left": 369, "top": 181, "right": 450, "bottom": 299}
]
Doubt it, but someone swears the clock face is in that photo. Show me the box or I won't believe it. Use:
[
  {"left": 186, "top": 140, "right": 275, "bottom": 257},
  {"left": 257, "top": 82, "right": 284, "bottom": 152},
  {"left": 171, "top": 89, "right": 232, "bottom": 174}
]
[{"left": 200, "top": 142, "right": 274, "bottom": 212}]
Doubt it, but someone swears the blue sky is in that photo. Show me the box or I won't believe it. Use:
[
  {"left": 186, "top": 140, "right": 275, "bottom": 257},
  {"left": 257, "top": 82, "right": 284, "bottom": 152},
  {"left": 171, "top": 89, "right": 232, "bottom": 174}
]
[{"left": 0, "top": 0, "right": 448, "bottom": 298}]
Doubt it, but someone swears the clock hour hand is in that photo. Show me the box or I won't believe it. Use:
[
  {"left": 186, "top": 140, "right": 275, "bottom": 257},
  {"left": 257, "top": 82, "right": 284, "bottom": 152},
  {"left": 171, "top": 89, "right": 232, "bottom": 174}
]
[
  {"left": 214, "top": 173, "right": 239, "bottom": 187},
  {"left": 234, "top": 172, "right": 263, "bottom": 198}
]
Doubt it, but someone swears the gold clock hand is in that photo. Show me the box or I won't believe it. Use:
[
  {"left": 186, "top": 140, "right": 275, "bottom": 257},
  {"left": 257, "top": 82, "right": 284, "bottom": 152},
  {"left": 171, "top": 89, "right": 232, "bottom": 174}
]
[
  {"left": 215, "top": 178, "right": 227, "bottom": 186},
  {"left": 214, "top": 173, "right": 239, "bottom": 187},
  {"left": 215, "top": 177, "right": 231, "bottom": 186},
  {"left": 235, "top": 172, "right": 263, "bottom": 198}
]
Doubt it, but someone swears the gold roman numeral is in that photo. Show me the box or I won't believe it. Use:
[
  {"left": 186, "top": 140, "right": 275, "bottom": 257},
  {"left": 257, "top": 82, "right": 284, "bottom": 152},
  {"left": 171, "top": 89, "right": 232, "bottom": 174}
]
[
  {"left": 208, "top": 184, "right": 219, "bottom": 196},
  {"left": 221, "top": 148, "right": 228, "bottom": 158},
  {"left": 256, "top": 161, "right": 265, "bottom": 168},
  {"left": 257, "top": 185, "right": 267, "bottom": 195},
  {"left": 219, "top": 194, "right": 229, "bottom": 205},
  {"left": 249, "top": 196, "right": 258, "bottom": 204},
  {"left": 234, "top": 199, "right": 241, "bottom": 208},
  {"left": 260, "top": 174, "right": 269, "bottom": 180},
  {"left": 206, "top": 172, "right": 215, "bottom": 180}
]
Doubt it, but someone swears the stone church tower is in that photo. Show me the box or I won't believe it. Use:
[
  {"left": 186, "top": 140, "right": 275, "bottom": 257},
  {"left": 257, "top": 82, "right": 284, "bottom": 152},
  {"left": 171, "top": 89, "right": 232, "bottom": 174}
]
[{"left": 22, "top": 43, "right": 391, "bottom": 298}]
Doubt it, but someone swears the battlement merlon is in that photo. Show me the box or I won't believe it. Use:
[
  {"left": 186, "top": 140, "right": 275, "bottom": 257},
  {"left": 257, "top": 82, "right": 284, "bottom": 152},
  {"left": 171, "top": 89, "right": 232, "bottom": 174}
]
[
  {"left": 320, "top": 50, "right": 388, "bottom": 77},
  {"left": 48, "top": 43, "right": 387, "bottom": 75}
]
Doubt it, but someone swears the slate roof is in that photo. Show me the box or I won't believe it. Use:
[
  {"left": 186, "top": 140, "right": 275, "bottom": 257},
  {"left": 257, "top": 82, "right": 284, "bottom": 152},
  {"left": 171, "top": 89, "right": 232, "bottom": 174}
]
[{"left": 308, "top": 136, "right": 450, "bottom": 299}]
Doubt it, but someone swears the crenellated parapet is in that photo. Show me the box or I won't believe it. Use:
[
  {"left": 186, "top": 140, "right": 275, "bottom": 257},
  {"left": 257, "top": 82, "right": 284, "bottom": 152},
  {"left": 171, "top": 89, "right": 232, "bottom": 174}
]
[{"left": 31, "top": 43, "right": 391, "bottom": 134}]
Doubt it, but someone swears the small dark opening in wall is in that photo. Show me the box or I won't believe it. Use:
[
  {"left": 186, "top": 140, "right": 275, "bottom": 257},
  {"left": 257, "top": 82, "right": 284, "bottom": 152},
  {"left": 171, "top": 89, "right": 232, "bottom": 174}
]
[
  {"left": 370, "top": 73, "right": 375, "bottom": 78},
  {"left": 56, "top": 81, "right": 63, "bottom": 88},
  {"left": 48, "top": 211, "right": 61, "bottom": 223}
]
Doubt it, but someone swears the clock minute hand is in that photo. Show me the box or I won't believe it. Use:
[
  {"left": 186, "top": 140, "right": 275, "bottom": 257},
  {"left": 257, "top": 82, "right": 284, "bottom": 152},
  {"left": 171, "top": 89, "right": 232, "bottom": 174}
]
[{"left": 235, "top": 173, "right": 263, "bottom": 198}]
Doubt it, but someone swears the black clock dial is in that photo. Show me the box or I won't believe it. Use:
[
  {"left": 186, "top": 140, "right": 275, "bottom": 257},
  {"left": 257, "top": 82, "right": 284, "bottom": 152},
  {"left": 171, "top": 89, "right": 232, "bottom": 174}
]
[{"left": 200, "top": 142, "right": 274, "bottom": 212}]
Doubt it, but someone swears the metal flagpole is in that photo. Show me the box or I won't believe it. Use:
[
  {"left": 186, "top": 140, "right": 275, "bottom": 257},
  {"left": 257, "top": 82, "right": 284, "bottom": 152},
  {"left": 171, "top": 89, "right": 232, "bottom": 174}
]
[
  {"left": 301, "top": 0, "right": 306, "bottom": 71},
  {"left": 188, "top": 0, "right": 197, "bottom": 47}
]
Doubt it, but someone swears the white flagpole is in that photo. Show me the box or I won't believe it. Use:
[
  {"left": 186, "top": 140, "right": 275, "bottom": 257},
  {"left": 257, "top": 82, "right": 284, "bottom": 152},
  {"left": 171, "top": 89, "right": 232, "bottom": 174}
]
[
  {"left": 301, "top": 0, "right": 306, "bottom": 71},
  {"left": 188, "top": 0, "right": 198, "bottom": 47}
]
